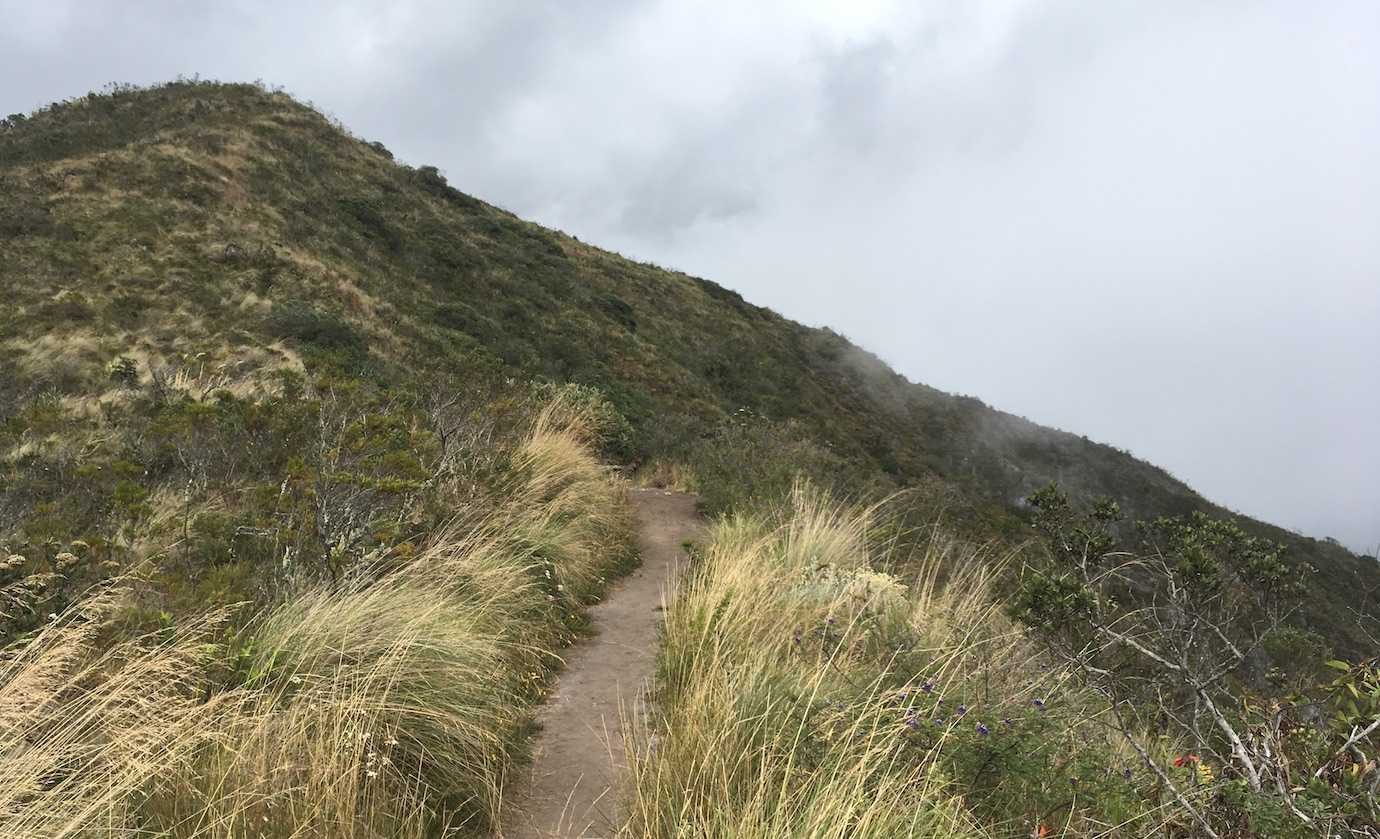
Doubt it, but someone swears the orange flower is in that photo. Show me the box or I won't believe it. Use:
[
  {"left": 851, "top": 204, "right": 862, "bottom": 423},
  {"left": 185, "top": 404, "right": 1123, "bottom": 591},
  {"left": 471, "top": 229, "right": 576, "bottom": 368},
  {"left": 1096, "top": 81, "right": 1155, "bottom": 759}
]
[{"left": 1172, "top": 754, "right": 1200, "bottom": 768}]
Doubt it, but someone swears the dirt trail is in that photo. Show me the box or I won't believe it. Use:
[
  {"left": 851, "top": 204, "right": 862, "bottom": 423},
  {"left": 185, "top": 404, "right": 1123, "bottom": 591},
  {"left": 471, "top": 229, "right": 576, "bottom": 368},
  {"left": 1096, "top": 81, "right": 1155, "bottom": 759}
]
[{"left": 496, "top": 487, "right": 702, "bottom": 839}]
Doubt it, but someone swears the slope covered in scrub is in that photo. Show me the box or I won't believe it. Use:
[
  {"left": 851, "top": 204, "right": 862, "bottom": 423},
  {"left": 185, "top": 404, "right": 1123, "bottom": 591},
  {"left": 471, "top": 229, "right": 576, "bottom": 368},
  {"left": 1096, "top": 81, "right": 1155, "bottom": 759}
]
[
  {"left": 1, "top": 78, "right": 1377, "bottom": 838},
  {"left": 0, "top": 80, "right": 1375, "bottom": 649},
  {"left": 0, "top": 392, "right": 634, "bottom": 837}
]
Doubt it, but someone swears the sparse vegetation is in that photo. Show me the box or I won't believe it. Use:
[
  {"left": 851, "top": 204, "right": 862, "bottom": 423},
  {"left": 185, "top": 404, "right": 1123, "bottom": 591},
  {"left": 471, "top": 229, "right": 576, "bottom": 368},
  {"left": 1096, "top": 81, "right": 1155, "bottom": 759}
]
[{"left": 2, "top": 79, "right": 1376, "bottom": 837}]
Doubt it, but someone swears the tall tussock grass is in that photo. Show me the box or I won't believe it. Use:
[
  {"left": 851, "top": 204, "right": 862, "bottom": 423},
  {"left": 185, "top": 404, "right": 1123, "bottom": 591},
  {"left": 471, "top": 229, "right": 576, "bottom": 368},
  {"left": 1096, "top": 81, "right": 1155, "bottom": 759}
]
[
  {"left": 0, "top": 392, "right": 634, "bottom": 838},
  {"left": 620, "top": 482, "right": 1155, "bottom": 838}
]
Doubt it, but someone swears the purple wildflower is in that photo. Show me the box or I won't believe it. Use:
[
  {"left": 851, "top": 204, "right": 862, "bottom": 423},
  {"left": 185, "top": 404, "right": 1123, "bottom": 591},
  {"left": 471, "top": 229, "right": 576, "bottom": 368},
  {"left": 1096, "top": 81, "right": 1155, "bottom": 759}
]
[
  {"left": 975, "top": 722, "right": 990, "bottom": 736},
  {"left": 1032, "top": 698, "right": 1046, "bottom": 711},
  {"left": 956, "top": 705, "right": 968, "bottom": 717},
  {"left": 920, "top": 680, "right": 934, "bottom": 694}
]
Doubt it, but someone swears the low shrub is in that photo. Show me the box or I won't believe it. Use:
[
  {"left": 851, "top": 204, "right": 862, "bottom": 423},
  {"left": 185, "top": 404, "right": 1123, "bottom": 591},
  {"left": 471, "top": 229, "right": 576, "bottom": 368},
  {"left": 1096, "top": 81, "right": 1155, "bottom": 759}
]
[{"left": 673, "top": 410, "right": 889, "bottom": 516}]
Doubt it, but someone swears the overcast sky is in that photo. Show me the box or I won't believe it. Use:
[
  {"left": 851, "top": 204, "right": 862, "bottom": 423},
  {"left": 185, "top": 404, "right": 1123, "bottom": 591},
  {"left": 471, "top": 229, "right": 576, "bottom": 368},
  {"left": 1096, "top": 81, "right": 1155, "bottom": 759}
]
[{"left": 4, "top": 1, "right": 1377, "bottom": 551}]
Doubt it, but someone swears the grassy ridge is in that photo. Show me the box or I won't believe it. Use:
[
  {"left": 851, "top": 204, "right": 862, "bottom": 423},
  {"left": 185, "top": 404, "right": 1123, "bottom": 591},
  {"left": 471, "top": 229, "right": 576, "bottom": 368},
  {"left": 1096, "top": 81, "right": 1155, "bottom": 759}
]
[
  {"left": 1, "top": 79, "right": 1375, "bottom": 837},
  {"left": 2, "top": 80, "right": 1374, "bottom": 655},
  {"left": 0, "top": 393, "right": 634, "bottom": 837}
]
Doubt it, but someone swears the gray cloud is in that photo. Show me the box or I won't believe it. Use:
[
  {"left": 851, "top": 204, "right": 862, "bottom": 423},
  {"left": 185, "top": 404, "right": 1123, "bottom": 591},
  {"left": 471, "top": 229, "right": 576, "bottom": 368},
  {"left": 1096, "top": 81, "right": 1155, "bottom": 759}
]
[{"left": 3, "top": 0, "right": 1376, "bottom": 550}]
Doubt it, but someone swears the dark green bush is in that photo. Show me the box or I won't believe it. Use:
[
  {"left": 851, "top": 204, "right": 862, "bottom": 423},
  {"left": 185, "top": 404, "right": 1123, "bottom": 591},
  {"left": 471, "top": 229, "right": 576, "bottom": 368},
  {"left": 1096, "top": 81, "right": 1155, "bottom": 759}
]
[
  {"left": 412, "top": 164, "right": 483, "bottom": 211},
  {"left": 338, "top": 195, "right": 403, "bottom": 253},
  {"left": 0, "top": 196, "right": 54, "bottom": 237},
  {"left": 36, "top": 293, "right": 95, "bottom": 325},
  {"left": 265, "top": 302, "right": 366, "bottom": 356},
  {"left": 680, "top": 411, "right": 888, "bottom": 516}
]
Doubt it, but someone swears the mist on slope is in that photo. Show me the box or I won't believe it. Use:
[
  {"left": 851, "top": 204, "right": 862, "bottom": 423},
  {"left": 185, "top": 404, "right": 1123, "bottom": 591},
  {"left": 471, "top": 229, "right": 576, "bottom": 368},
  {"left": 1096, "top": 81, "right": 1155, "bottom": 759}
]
[{"left": 2, "top": 0, "right": 1376, "bottom": 551}]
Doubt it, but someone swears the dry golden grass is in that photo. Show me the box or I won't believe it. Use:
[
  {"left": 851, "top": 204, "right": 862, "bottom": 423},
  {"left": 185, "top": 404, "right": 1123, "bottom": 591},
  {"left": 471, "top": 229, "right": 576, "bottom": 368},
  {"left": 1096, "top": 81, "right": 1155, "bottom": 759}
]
[
  {"left": 618, "top": 484, "right": 981, "bottom": 837},
  {"left": 632, "top": 459, "right": 695, "bottom": 493},
  {"left": 0, "top": 391, "right": 633, "bottom": 838},
  {"left": 617, "top": 482, "right": 1158, "bottom": 838},
  {"left": 0, "top": 587, "right": 235, "bottom": 837}
]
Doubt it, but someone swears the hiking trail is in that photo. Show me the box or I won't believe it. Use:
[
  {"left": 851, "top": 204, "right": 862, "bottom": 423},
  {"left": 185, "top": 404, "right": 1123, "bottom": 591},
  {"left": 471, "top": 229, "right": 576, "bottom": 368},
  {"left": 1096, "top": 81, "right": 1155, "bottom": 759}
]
[{"left": 496, "top": 487, "right": 702, "bottom": 838}]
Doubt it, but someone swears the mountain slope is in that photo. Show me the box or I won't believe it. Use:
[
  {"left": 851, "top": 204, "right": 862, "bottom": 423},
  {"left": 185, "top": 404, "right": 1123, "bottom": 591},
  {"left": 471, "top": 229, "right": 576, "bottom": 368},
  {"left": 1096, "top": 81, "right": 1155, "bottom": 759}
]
[{"left": 3, "top": 80, "right": 1376, "bottom": 654}]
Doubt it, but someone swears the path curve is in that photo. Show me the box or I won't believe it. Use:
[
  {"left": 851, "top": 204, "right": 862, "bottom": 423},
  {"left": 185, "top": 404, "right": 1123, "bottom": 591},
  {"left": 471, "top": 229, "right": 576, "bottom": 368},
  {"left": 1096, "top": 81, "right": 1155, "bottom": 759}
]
[{"left": 497, "top": 487, "right": 702, "bottom": 838}]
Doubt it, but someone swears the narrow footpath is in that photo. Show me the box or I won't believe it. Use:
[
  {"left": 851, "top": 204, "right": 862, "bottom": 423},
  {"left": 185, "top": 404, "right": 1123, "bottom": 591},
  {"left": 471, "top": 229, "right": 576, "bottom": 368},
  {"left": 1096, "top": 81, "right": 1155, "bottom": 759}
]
[{"left": 496, "top": 487, "right": 702, "bottom": 839}]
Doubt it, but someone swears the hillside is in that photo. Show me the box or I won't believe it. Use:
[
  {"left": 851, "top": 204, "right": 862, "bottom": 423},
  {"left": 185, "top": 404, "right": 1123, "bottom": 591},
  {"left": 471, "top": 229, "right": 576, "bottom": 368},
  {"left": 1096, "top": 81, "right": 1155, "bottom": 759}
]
[{"left": 2, "top": 80, "right": 1377, "bottom": 655}]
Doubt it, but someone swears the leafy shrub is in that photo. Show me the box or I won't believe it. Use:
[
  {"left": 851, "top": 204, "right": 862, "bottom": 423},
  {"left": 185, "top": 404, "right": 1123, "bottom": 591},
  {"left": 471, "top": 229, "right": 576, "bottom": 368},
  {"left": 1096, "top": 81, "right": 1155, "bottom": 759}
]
[
  {"left": 529, "top": 381, "right": 635, "bottom": 462},
  {"left": 412, "top": 164, "right": 482, "bottom": 211},
  {"left": 596, "top": 293, "right": 636, "bottom": 332},
  {"left": 338, "top": 195, "right": 403, "bottom": 253},
  {"left": 1012, "top": 485, "right": 1379, "bottom": 836},
  {"left": 108, "top": 356, "right": 139, "bottom": 387},
  {"left": 265, "top": 302, "right": 362, "bottom": 351},
  {"left": 677, "top": 410, "right": 888, "bottom": 515},
  {"left": 264, "top": 301, "right": 373, "bottom": 372}
]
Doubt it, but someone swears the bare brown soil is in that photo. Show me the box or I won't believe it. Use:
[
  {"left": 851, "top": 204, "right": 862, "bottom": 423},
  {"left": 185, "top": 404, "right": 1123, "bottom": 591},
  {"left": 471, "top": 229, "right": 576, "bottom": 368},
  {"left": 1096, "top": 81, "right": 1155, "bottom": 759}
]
[{"left": 496, "top": 488, "right": 702, "bottom": 838}]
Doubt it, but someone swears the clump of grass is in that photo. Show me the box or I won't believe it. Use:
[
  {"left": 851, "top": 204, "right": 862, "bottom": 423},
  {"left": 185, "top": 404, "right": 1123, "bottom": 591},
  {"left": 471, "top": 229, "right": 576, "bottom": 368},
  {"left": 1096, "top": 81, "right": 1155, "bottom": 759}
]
[
  {"left": 620, "top": 482, "right": 1160, "bottom": 838},
  {"left": 0, "top": 390, "right": 634, "bottom": 838},
  {"left": 619, "top": 485, "right": 976, "bottom": 837},
  {"left": 0, "top": 585, "right": 236, "bottom": 835},
  {"left": 140, "top": 580, "right": 521, "bottom": 834},
  {"left": 621, "top": 653, "right": 978, "bottom": 838}
]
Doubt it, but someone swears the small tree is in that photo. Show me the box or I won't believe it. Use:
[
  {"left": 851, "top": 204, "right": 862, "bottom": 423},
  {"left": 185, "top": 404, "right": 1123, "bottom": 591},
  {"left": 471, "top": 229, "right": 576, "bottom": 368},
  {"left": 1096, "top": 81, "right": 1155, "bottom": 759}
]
[
  {"left": 1008, "top": 484, "right": 1380, "bottom": 836},
  {"left": 295, "top": 388, "right": 433, "bottom": 582}
]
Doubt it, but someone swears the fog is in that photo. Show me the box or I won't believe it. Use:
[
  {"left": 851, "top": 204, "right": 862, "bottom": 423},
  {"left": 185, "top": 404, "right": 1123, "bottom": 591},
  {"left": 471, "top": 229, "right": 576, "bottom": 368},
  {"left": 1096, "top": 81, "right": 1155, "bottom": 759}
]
[{"left": 3, "top": 0, "right": 1376, "bottom": 550}]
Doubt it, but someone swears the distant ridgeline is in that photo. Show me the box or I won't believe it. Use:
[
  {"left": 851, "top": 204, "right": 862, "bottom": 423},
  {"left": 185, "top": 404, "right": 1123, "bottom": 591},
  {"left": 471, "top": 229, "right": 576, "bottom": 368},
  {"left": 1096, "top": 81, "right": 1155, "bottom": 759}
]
[{"left": 2, "top": 79, "right": 1376, "bottom": 655}]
